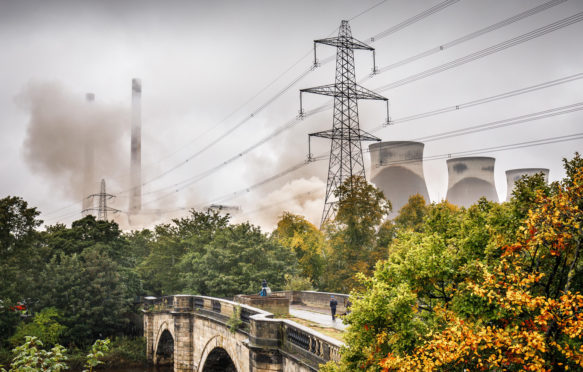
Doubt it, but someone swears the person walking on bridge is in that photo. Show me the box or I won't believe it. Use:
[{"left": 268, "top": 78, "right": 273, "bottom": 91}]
[{"left": 330, "top": 295, "right": 338, "bottom": 321}]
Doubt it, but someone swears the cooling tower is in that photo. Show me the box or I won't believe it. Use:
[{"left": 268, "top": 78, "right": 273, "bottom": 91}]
[
  {"left": 129, "top": 79, "right": 142, "bottom": 213},
  {"left": 505, "top": 168, "right": 549, "bottom": 201},
  {"left": 369, "top": 141, "right": 430, "bottom": 217},
  {"left": 446, "top": 156, "right": 499, "bottom": 207},
  {"left": 82, "top": 93, "right": 95, "bottom": 216}
]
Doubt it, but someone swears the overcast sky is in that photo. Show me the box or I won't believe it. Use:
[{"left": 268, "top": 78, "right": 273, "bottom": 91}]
[{"left": 1, "top": 0, "right": 582, "bottom": 231}]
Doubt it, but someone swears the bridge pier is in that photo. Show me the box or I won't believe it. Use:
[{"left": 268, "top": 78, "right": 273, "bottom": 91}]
[
  {"left": 249, "top": 317, "right": 284, "bottom": 371},
  {"left": 174, "top": 312, "right": 195, "bottom": 372},
  {"left": 144, "top": 312, "right": 154, "bottom": 363}
]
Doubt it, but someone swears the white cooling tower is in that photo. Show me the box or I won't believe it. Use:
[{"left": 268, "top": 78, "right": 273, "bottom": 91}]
[
  {"left": 505, "top": 168, "right": 549, "bottom": 201},
  {"left": 446, "top": 156, "right": 499, "bottom": 207},
  {"left": 369, "top": 141, "right": 430, "bottom": 217}
]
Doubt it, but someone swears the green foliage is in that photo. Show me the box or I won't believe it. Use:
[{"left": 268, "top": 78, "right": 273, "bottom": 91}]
[
  {"left": 332, "top": 154, "right": 583, "bottom": 371},
  {"left": 0, "top": 196, "right": 44, "bottom": 337},
  {"left": 82, "top": 339, "right": 110, "bottom": 372},
  {"left": 180, "top": 222, "right": 296, "bottom": 298},
  {"left": 138, "top": 209, "right": 229, "bottom": 295},
  {"left": 227, "top": 306, "right": 242, "bottom": 334},
  {"left": 35, "top": 246, "right": 134, "bottom": 346},
  {"left": 9, "top": 308, "right": 65, "bottom": 348},
  {"left": 394, "top": 194, "right": 428, "bottom": 232},
  {"left": 103, "top": 337, "right": 145, "bottom": 366},
  {"left": 3, "top": 336, "right": 68, "bottom": 372},
  {"left": 273, "top": 212, "right": 325, "bottom": 287},
  {"left": 323, "top": 176, "right": 391, "bottom": 292},
  {"left": 282, "top": 273, "right": 313, "bottom": 291}
]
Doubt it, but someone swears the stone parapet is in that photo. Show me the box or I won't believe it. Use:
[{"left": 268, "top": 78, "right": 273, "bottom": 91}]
[{"left": 234, "top": 294, "right": 290, "bottom": 316}]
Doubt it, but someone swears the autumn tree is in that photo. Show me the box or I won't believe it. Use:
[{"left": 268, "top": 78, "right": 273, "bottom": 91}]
[
  {"left": 325, "top": 154, "right": 583, "bottom": 371},
  {"left": 394, "top": 194, "right": 429, "bottom": 232},
  {"left": 323, "top": 176, "right": 391, "bottom": 292},
  {"left": 272, "top": 212, "right": 325, "bottom": 287}
]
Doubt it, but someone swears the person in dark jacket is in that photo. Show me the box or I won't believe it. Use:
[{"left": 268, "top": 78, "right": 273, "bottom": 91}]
[
  {"left": 330, "top": 295, "right": 338, "bottom": 320},
  {"left": 259, "top": 279, "right": 268, "bottom": 296}
]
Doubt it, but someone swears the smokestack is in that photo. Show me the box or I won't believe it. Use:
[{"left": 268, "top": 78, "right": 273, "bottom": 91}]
[
  {"left": 446, "top": 156, "right": 499, "bottom": 207},
  {"left": 129, "top": 78, "right": 142, "bottom": 213},
  {"left": 505, "top": 168, "right": 549, "bottom": 201},
  {"left": 369, "top": 141, "right": 430, "bottom": 217},
  {"left": 82, "top": 93, "right": 95, "bottom": 216}
]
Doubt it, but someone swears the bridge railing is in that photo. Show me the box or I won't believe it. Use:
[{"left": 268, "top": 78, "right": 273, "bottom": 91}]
[
  {"left": 281, "top": 319, "right": 342, "bottom": 364},
  {"left": 147, "top": 296, "right": 175, "bottom": 312}
]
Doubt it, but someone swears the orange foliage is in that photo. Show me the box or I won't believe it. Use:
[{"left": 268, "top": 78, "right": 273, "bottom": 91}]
[{"left": 379, "top": 167, "right": 583, "bottom": 371}]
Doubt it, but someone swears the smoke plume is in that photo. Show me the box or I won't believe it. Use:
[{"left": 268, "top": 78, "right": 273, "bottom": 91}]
[{"left": 20, "top": 82, "right": 129, "bottom": 219}]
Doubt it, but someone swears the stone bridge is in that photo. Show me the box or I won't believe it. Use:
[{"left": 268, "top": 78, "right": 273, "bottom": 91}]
[{"left": 144, "top": 293, "right": 344, "bottom": 372}]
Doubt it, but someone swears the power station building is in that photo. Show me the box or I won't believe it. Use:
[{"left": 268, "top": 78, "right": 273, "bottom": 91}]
[
  {"left": 445, "top": 156, "right": 499, "bottom": 207},
  {"left": 505, "top": 168, "right": 549, "bottom": 201},
  {"left": 369, "top": 141, "right": 430, "bottom": 217}
]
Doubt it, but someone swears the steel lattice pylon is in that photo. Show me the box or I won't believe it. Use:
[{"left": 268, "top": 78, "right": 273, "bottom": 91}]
[
  {"left": 299, "top": 20, "right": 389, "bottom": 226},
  {"left": 82, "top": 179, "right": 120, "bottom": 221}
]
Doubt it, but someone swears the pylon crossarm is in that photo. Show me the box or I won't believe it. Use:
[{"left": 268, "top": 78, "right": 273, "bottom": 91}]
[
  {"left": 301, "top": 84, "right": 338, "bottom": 97},
  {"left": 353, "top": 84, "right": 388, "bottom": 101},
  {"left": 309, "top": 129, "right": 380, "bottom": 142},
  {"left": 314, "top": 36, "right": 374, "bottom": 51},
  {"left": 358, "top": 129, "right": 381, "bottom": 142}
]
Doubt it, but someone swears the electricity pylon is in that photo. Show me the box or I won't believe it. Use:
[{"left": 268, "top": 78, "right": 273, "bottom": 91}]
[
  {"left": 299, "top": 20, "right": 389, "bottom": 226},
  {"left": 82, "top": 179, "right": 120, "bottom": 221}
]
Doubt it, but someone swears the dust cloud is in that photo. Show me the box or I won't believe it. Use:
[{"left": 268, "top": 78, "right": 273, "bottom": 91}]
[{"left": 19, "top": 82, "right": 130, "bottom": 224}]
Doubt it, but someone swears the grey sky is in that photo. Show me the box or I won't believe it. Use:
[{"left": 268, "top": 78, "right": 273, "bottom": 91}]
[{"left": 1, "top": 0, "right": 582, "bottom": 230}]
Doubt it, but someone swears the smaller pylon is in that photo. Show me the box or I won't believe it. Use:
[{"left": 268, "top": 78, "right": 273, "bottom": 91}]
[{"left": 82, "top": 179, "right": 120, "bottom": 221}]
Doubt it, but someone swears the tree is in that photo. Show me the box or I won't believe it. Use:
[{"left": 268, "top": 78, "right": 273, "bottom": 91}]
[
  {"left": 394, "top": 194, "right": 428, "bottom": 232},
  {"left": 138, "top": 210, "right": 229, "bottom": 295},
  {"left": 9, "top": 308, "right": 65, "bottom": 347},
  {"left": 272, "top": 212, "right": 325, "bottom": 287},
  {"left": 180, "top": 222, "right": 297, "bottom": 298},
  {"left": 323, "top": 176, "right": 391, "bottom": 292},
  {"left": 36, "top": 246, "right": 134, "bottom": 346},
  {"left": 328, "top": 154, "right": 583, "bottom": 371},
  {"left": 0, "top": 197, "right": 43, "bottom": 345}
]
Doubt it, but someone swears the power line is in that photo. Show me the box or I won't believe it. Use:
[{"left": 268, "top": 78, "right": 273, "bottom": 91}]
[
  {"left": 139, "top": 71, "right": 583, "bottom": 206},
  {"left": 374, "top": 0, "right": 566, "bottom": 74},
  {"left": 372, "top": 72, "right": 583, "bottom": 129},
  {"left": 202, "top": 132, "right": 583, "bottom": 212},
  {"left": 141, "top": 102, "right": 583, "bottom": 208},
  {"left": 118, "top": 0, "right": 463, "bottom": 195},
  {"left": 374, "top": 11, "right": 583, "bottom": 91},
  {"left": 368, "top": 0, "right": 461, "bottom": 43}
]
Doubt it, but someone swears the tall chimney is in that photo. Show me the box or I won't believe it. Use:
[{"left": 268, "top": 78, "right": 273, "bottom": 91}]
[
  {"left": 129, "top": 79, "right": 142, "bottom": 213},
  {"left": 505, "top": 168, "right": 549, "bottom": 201},
  {"left": 445, "top": 156, "right": 499, "bottom": 207},
  {"left": 82, "top": 93, "right": 95, "bottom": 216}
]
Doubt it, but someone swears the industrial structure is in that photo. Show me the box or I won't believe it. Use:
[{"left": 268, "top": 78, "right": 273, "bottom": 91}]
[
  {"left": 299, "top": 20, "right": 389, "bottom": 226},
  {"left": 82, "top": 93, "right": 96, "bottom": 216},
  {"left": 369, "top": 141, "right": 430, "bottom": 216},
  {"left": 129, "top": 78, "right": 142, "bottom": 214},
  {"left": 82, "top": 179, "right": 120, "bottom": 220},
  {"left": 446, "top": 156, "right": 499, "bottom": 207},
  {"left": 505, "top": 168, "right": 549, "bottom": 201}
]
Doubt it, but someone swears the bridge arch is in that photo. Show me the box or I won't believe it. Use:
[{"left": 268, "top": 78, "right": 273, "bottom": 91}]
[
  {"left": 198, "top": 335, "right": 241, "bottom": 372},
  {"left": 153, "top": 321, "right": 174, "bottom": 365}
]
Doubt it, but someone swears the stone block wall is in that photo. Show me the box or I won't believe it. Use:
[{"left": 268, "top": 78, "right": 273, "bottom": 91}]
[{"left": 234, "top": 294, "right": 290, "bottom": 316}]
